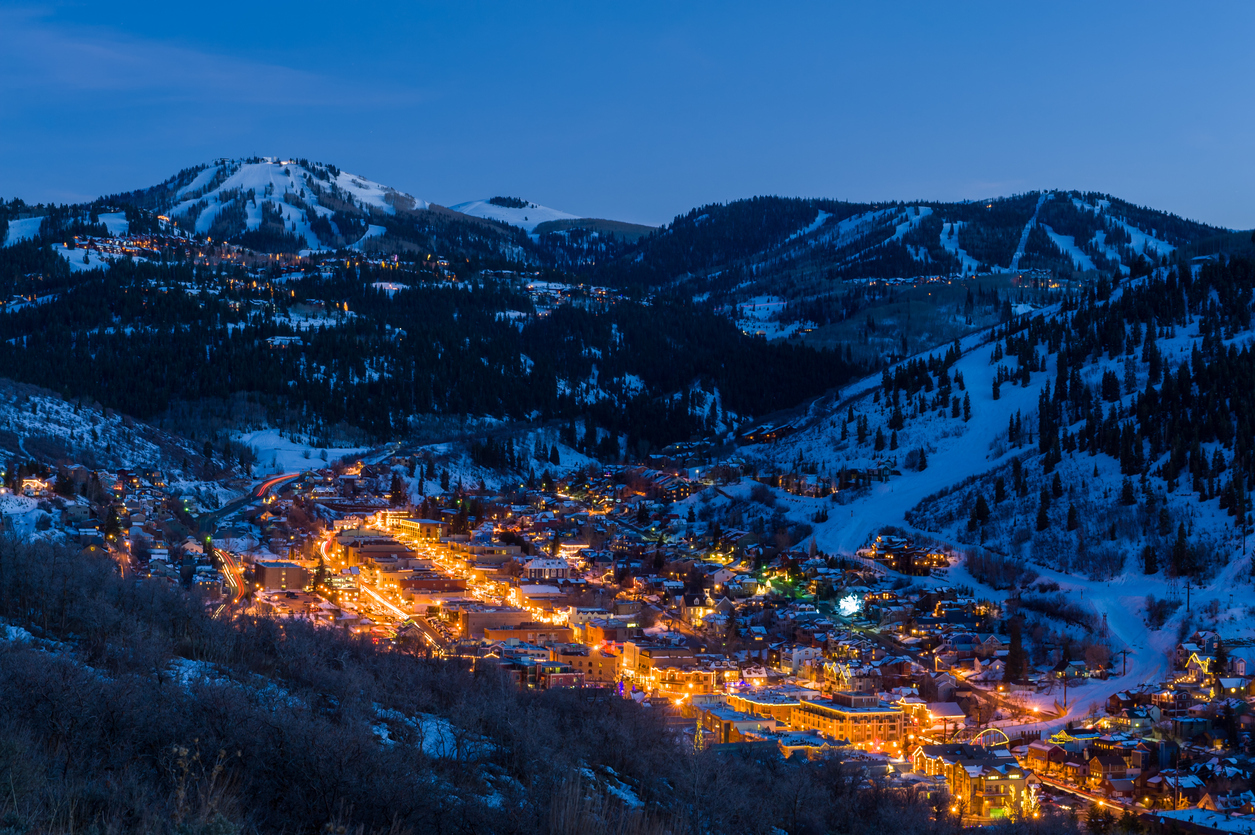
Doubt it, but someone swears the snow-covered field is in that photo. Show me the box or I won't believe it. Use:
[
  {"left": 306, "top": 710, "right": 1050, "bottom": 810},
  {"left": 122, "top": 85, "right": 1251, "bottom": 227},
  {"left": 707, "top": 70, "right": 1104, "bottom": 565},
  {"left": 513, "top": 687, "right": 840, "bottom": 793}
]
[
  {"left": 236, "top": 429, "right": 369, "bottom": 475},
  {"left": 450, "top": 198, "right": 578, "bottom": 233},
  {"left": 55, "top": 243, "right": 113, "bottom": 271},
  {"left": 2, "top": 217, "right": 44, "bottom": 246},
  {"left": 0, "top": 493, "right": 49, "bottom": 538}
]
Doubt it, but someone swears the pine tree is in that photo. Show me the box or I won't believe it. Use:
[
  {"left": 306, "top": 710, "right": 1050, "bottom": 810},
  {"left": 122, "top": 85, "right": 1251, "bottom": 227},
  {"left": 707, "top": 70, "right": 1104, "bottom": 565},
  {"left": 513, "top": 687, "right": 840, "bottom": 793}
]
[
  {"left": 874, "top": 428, "right": 885, "bottom": 452},
  {"left": 917, "top": 447, "right": 928, "bottom": 471},
  {"left": 1052, "top": 473, "right": 1063, "bottom": 499},
  {"left": 1003, "top": 617, "right": 1025, "bottom": 683},
  {"left": 1172, "top": 523, "right": 1189, "bottom": 576},
  {"left": 1036, "top": 495, "right": 1050, "bottom": 532},
  {"left": 962, "top": 392, "right": 971, "bottom": 421},
  {"left": 994, "top": 477, "right": 1006, "bottom": 504},
  {"left": 890, "top": 430, "right": 898, "bottom": 451},
  {"left": 1141, "top": 545, "right": 1158, "bottom": 574}
]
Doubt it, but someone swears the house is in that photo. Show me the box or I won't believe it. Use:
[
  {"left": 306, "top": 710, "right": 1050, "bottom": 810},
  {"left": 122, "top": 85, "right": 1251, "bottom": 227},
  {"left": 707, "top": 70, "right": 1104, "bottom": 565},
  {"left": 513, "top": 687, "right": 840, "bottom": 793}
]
[
  {"left": 20, "top": 477, "right": 49, "bottom": 497},
  {"left": 1059, "top": 757, "right": 1087, "bottom": 784},
  {"left": 1099, "top": 777, "right": 1136, "bottom": 800},
  {"left": 1088, "top": 755, "right": 1128, "bottom": 787},
  {"left": 976, "top": 633, "right": 1006, "bottom": 659},
  {"left": 681, "top": 593, "right": 715, "bottom": 626},
  {"left": 1137, "top": 771, "right": 1206, "bottom": 809},
  {"left": 1026, "top": 742, "right": 1066, "bottom": 775}
]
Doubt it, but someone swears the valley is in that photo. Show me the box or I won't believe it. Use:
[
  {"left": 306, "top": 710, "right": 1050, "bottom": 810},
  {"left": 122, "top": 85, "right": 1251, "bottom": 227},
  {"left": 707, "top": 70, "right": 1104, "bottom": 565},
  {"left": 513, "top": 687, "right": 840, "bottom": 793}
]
[{"left": 3, "top": 159, "right": 1255, "bottom": 834}]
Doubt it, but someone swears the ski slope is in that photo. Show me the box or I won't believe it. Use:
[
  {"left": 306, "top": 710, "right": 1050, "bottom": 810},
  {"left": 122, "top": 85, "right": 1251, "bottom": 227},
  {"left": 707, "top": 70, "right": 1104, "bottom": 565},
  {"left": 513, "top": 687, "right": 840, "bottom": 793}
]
[
  {"left": 164, "top": 159, "right": 427, "bottom": 250},
  {"left": 450, "top": 198, "right": 579, "bottom": 233}
]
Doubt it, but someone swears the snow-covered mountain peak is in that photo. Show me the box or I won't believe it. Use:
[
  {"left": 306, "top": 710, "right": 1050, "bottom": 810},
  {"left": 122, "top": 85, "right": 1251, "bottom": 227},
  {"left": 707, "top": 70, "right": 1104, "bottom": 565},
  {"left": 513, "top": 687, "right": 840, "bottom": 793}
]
[
  {"left": 450, "top": 197, "right": 578, "bottom": 232},
  {"left": 148, "top": 158, "right": 429, "bottom": 251}
]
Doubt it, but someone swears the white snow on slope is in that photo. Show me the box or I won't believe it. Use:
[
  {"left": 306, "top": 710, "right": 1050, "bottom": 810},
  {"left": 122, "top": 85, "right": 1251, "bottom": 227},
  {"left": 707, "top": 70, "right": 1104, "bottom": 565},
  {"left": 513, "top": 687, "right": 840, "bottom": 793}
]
[
  {"left": 1040, "top": 224, "right": 1096, "bottom": 272},
  {"left": 235, "top": 429, "right": 369, "bottom": 476},
  {"left": 55, "top": 244, "right": 113, "bottom": 271},
  {"left": 99, "top": 212, "right": 129, "bottom": 236},
  {"left": 350, "top": 225, "right": 387, "bottom": 251},
  {"left": 449, "top": 199, "right": 578, "bottom": 233},
  {"left": 886, "top": 206, "right": 933, "bottom": 242},
  {"left": 165, "top": 159, "right": 427, "bottom": 249},
  {"left": 1009, "top": 192, "right": 1051, "bottom": 270},
  {"left": 786, "top": 210, "right": 832, "bottom": 243},
  {"left": 940, "top": 221, "right": 981, "bottom": 273},
  {"left": 3, "top": 217, "right": 44, "bottom": 246},
  {"left": 1110, "top": 217, "right": 1176, "bottom": 258}
]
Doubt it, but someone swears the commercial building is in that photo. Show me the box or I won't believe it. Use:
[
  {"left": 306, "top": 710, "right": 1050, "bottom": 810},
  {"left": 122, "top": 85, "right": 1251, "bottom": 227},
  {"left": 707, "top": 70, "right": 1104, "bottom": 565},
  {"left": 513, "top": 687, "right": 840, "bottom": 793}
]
[
  {"left": 549, "top": 644, "right": 620, "bottom": 684},
  {"left": 454, "top": 606, "right": 532, "bottom": 638},
  {"left": 395, "top": 518, "right": 447, "bottom": 542},
  {"left": 254, "top": 561, "right": 311, "bottom": 591},
  {"left": 791, "top": 691, "right": 905, "bottom": 751}
]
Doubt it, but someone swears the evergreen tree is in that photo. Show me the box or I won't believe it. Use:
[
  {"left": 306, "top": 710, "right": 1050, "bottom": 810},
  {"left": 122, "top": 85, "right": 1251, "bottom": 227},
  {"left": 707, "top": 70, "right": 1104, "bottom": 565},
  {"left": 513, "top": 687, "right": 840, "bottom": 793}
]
[
  {"left": 975, "top": 495, "right": 990, "bottom": 525},
  {"left": 1003, "top": 617, "right": 1026, "bottom": 683},
  {"left": 994, "top": 477, "right": 1006, "bottom": 504},
  {"left": 1141, "top": 544, "right": 1158, "bottom": 574},
  {"left": 1067, "top": 503, "right": 1079, "bottom": 531},
  {"left": 1171, "top": 522, "right": 1190, "bottom": 576}
]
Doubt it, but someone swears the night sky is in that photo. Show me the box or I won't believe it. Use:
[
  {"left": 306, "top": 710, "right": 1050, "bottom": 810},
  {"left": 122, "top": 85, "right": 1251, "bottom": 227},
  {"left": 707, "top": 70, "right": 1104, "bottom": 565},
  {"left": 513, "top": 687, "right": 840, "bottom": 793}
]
[{"left": 2, "top": 1, "right": 1252, "bottom": 228}]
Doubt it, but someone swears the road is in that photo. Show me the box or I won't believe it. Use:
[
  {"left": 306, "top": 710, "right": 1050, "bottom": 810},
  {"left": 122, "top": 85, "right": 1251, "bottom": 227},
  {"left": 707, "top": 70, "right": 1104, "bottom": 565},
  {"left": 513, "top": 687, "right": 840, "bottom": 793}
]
[{"left": 200, "top": 472, "right": 302, "bottom": 617}]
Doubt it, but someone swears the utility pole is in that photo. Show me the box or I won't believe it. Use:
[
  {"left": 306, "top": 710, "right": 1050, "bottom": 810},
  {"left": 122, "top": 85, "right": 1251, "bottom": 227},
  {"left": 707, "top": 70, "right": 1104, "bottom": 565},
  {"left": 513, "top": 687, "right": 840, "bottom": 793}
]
[{"left": 1115, "top": 649, "right": 1131, "bottom": 677}]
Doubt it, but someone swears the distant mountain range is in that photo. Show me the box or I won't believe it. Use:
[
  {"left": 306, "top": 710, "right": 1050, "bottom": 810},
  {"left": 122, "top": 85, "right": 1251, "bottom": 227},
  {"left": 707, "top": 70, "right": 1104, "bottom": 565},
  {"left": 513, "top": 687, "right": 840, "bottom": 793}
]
[{"left": 0, "top": 156, "right": 1243, "bottom": 289}]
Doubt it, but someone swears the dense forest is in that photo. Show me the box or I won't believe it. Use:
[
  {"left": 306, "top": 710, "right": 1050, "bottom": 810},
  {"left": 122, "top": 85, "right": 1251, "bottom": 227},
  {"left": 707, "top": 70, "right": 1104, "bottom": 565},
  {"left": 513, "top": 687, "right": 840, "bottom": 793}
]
[{"left": 0, "top": 256, "right": 859, "bottom": 451}]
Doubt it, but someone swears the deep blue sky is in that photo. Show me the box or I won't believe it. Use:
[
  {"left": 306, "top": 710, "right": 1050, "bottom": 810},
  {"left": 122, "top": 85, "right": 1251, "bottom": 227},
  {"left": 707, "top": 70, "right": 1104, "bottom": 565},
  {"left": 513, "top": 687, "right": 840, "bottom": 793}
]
[{"left": 2, "top": 2, "right": 1252, "bottom": 228}]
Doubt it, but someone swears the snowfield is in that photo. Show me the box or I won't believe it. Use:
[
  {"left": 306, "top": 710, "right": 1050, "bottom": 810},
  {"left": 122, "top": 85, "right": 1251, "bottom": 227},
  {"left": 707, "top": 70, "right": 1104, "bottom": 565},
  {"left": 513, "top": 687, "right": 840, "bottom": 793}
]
[
  {"left": 236, "top": 429, "right": 370, "bottom": 476},
  {"left": 450, "top": 198, "right": 579, "bottom": 233},
  {"left": 2, "top": 217, "right": 44, "bottom": 247}
]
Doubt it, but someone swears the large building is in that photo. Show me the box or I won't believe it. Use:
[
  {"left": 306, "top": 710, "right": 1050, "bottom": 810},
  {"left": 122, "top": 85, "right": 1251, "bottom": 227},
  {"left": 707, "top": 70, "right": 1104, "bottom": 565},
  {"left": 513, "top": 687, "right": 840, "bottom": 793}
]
[
  {"left": 791, "top": 691, "right": 905, "bottom": 752},
  {"left": 254, "top": 561, "right": 310, "bottom": 591},
  {"left": 911, "top": 743, "right": 1030, "bottom": 819},
  {"left": 395, "top": 518, "right": 447, "bottom": 542},
  {"left": 453, "top": 606, "right": 532, "bottom": 638},
  {"left": 549, "top": 643, "right": 619, "bottom": 685}
]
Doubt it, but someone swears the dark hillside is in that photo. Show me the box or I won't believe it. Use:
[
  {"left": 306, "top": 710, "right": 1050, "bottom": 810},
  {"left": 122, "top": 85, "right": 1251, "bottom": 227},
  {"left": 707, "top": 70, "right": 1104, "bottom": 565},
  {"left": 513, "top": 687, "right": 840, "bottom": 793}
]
[{"left": 0, "top": 539, "right": 1083, "bottom": 835}]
